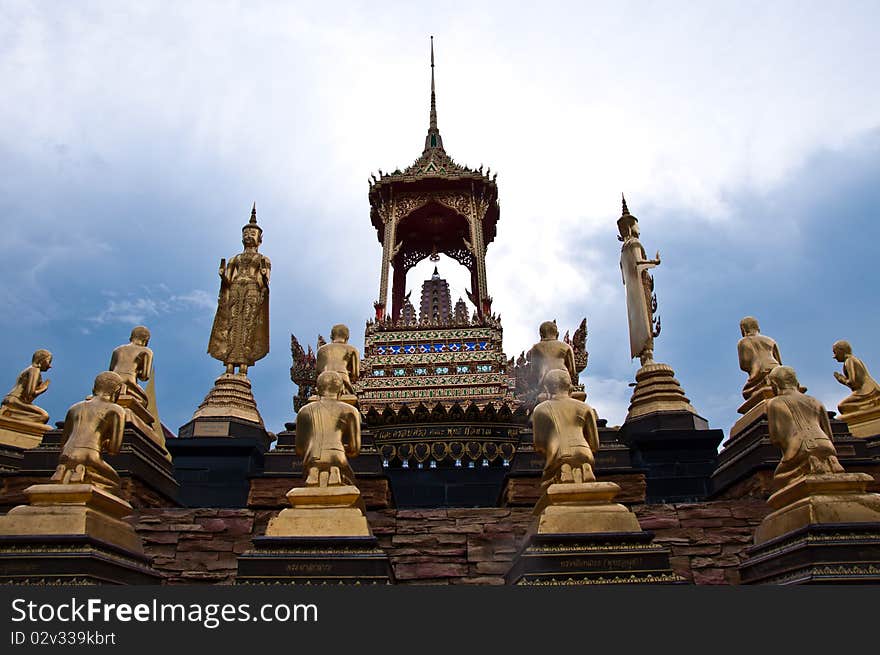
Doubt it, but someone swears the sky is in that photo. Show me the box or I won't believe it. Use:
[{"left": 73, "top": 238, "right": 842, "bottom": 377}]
[{"left": 1, "top": 1, "right": 878, "bottom": 439}]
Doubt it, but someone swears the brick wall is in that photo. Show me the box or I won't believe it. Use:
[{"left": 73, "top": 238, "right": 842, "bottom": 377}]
[{"left": 133, "top": 499, "right": 771, "bottom": 585}]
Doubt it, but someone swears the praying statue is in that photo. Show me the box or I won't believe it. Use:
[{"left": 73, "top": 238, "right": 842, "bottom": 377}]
[
  {"left": 50, "top": 371, "right": 127, "bottom": 494},
  {"left": 109, "top": 326, "right": 153, "bottom": 408},
  {"left": 766, "top": 365, "right": 844, "bottom": 489},
  {"left": 531, "top": 369, "right": 600, "bottom": 490},
  {"left": 833, "top": 340, "right": 880, "bottom": 416},
  {"left": 529, "top": 321, "right": 578, "bottom": 390},
  {"left": 0, "top": 349, "right": 52, "bottom": 425},
  {"left": 618, "top": 196, "right": 661, "bottom": 366},
  {"left": 208, "top": 204, "right": 271, "bottom": 375},
  {"left": 315, "top": 324, "right": 360, "bottom": 396},
  {"left": 295, "top": 371, "right": 362, "bottom": 487},
  {"left": 737, "top": 316, "right": 783, "bottom": 403}
]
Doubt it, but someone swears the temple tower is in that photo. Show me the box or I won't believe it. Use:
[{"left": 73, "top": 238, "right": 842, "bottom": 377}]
[
  {"left": 369, "top": 37, "right": 499, "bottom": 322},
  {"left": 419, "top": 267, "right": 452, "bottom": 322}
]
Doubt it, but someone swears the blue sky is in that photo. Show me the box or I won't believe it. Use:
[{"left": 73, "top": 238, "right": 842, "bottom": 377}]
[{"left": 1, "top": 2, "right": 878, "bottom": 437}]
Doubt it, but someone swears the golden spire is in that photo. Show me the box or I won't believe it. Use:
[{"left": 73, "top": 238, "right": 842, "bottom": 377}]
[
  {"left": 425, "top": 35, "right": 444, "bottom": 152},
  {"left": 621, "top": 193, "right": 630, "bottom": 216}
]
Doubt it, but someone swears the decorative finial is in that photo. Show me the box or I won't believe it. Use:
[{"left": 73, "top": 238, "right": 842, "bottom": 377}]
[
  {"left": 243, "top": 202, "right": 262, "bottom": 233},
  {"left": 424, "top": 36, "right": 444, "bottom": 151},
  {"left": 430, "top": 36, "right": 436, "bottom": 130},
  {"left": 621, "top": 193, "right": 630, "bottom": 216}
]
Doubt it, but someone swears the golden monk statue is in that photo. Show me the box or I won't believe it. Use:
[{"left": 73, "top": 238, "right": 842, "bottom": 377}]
[
  {"left": 766, "top": 366, "right": 844, "bottom": 489},
  {"left": 208, "top": 204, "right": 271, "bottom": 375},
  {"left": 737, "top": 316, "right": 783, "bottom": 403},
  {"left": 529, "top": 321, "right": 578, "bottom": 392},
  {"left": 50, "top": 371, "right": 127, "bottom": 495},
  {"left": 618, "top": 197, "right": 661, "bottom": 366},
  {"left": 109, "top": 326, "right": 153, "bottom": 408},
  {"left": 833, "top": 340, "right": 880, "bottom": 416},
  {"left": 0, "top": 349, "right": 52, "bottom": 425},
  {"left": 295, "top": 371, "right": 361, "bottom": 487},
  {"left": 532, "top": 369, "right": 600, "bottom": 489},
  {"left": 315, "top": 324, "right": 360, "bottom": 396}
]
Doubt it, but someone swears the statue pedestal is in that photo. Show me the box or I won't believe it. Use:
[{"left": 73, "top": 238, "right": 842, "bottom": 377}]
[
  {"left": 236, "top": 484, "right": 393, "bottom": 584},
  {"left": 0, "top": 415, "right": 52, "bottom": 450},
  {"left": 0, "top": 483, "right": 162, "bottom": 584},
  {"left": 0, "top": 416, "right": 52, "bottom": 473},
  {"left": 620, "top": 363, "right": 722, "bottom": 503},
  {"left": 739, "top": 474, "right": 880, "bottom": 584},
  {"left": 839, "top": 405, "right": 880, "bottom": 439},
  {"left": 712, "top": 407, "right": 880, "bottom": 500},
  {"left": 506, "top": 481, "right": 683, "bottom": 585},
  {"left": 1, "top": 422, "right": 179, "bottom": 510},
  {"left": 172, "top": 417, "right": 270, "bottom": 509},
  {"left": 116, "top": 394, "right": 170, "bottom": 461},
  {"left": 170, "top": 373, "right": 271, "bottom": 508}
]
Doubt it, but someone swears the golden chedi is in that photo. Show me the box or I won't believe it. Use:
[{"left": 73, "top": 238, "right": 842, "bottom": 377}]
[
  {"left": 528, "top": 320, "right": 586, "bottom": 402},
  {"left": 832, "top": 340, "right": 880, "bottom": 438},
  {"left": 0, "top": 372, "right": 146, "bottom": 555},
  {"left": 753, "top": 365, "right": 880, "bottom": 545},
  {"left": 194, "top": 204, "right": 271, "bottom": 426},
  {"left": 266, "top": 370, "right": 371, "bottom": 537},
  {"left": 531, "top": 369, "right": 641, "bottom": 534},
  {"left": 0, "top": 349, "right": 54, "bottom": 448},
  {"left": 617, "top": 196, "right": 695, "bottom": 420},
  {"left": 313, "top": 323, "right": 360, "bottom": 405}
]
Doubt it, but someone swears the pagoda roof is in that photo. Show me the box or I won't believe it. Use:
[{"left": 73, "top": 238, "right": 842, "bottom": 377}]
[{"left": 367, "top": 36, "right": 500, "bottom": 242}]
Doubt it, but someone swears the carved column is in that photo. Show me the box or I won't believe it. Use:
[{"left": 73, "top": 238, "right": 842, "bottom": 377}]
[
  {"left": 376, "top": 198, "right": 396, "bottom": 320},
  {"left": 469, "top": 191, "right": 490, "bottom": 316}
]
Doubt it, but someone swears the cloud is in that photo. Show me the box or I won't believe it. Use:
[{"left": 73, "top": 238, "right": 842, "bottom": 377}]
[{"left": 88, "top": 287, "right": 215, "bottom": 326}]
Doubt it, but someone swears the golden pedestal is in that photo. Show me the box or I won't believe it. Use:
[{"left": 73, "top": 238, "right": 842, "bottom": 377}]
[
  {"left": 0, "top": 415, "right": 52, "bottom": 449},
  {"left": 625, "top": 362, "right": 697, "bottom": 421},
  {"left": 740, "top": 474, "right": 880, "bottom": 584},
  {"left": 0, "top": 483, "right": 161, "bottom": 584},
  {"left": 266, "top": 485, "right": 371, "bottom": 538},
  {"left": 754, "top": 473, "right": 880, "bottom": 545},
  {"left": 839, "top": 405, "right": 880, "bottom": 439},
  {"left": 192, "top": 373, "right": 264, "bottom": 425},
  {"left": 237, "top": 484, "right": 393, "bottom": 584},
  {"left": 534, "top": 481, "right": 642, "bottom": 535},
  {"left": 116, "top": 394, "right": 170, "bottom": 461},
  {"left": 506, "top": 480, "right": 683, "bottom": 585}
]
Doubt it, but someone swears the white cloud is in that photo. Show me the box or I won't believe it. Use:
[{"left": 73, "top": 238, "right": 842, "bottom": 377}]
[{"left": 88, "top": 287, "right": 215, "bottom": 325}]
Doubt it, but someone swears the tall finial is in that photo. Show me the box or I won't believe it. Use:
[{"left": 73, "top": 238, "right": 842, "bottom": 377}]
[
  {"left": 430, "top": 36, "right": 437, "bottom": 131},
  {"left": 621, "top": 193, "right": 630, "bottom": 216},
  {"left": 424, "top": 36, "right": 443, "bottom": 151},
  {"left": 250, "top": 202, "right": 258, "bottom": 224}
]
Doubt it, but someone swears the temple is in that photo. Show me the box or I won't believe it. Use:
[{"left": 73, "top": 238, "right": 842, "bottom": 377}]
[{"left": 1, "top": 38, "right": 880, "bottom": 586}]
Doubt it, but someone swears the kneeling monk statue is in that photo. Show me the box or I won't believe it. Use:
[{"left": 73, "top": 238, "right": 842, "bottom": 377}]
[
  {"left": 50, "top": 371, "right": 127, "bottom": 495},
  {"left": 532, "top": 369, "right": 600, "bottom": 489},
  {"left": 295, "top": 370, "right": 362, "bottom": 487}
]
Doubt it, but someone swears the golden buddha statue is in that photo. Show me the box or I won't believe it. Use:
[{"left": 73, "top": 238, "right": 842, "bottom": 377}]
[
  {"left": 315, "top": 324, "right": 360, "bottom": 397},
  {"left": 618, "top": 199, "right": 661, "bottom": 366},
  {"left": 0, "top": 349, "right": 52, "bottom": 425},
  {"left": 50, "top": 371, "right": 127, "bottom": 495},
  {"left": 208, "top": 204, "right": 271, "bottom": 376},
  {"left": 766, "top": 366, "right": 844, "bottom": 489},
  {"left": 296, "top": 371, "right": 362, "bottom": 487},
  {"left": 532, "top": 369, "right": 599, "bottom": 489},
  {"left": 737, "top": 316, "right": 782, "bottom": 404},
  {"left": 833, "top": 340, "right": 880, "bottom": 416},
  {"left": 109, "top": 326, "right": 153, "bottom": 408}
]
